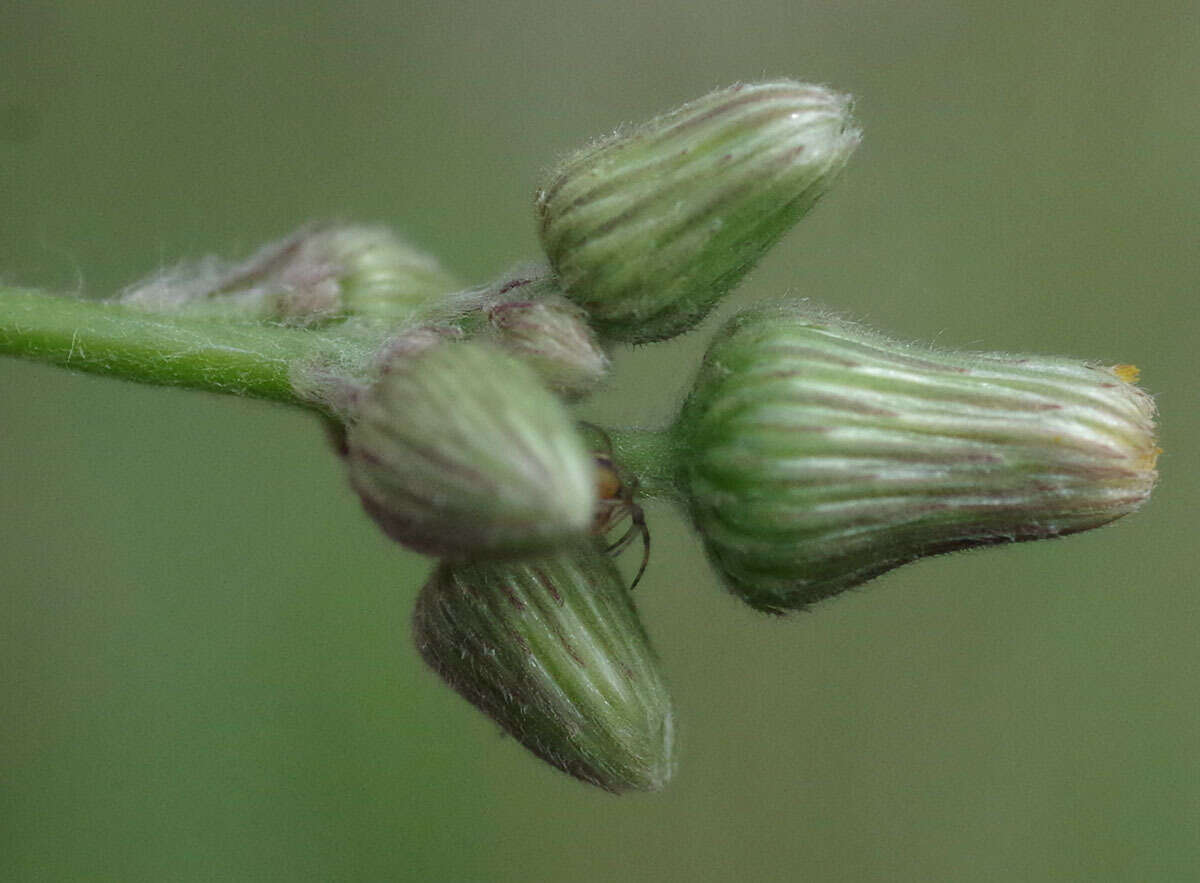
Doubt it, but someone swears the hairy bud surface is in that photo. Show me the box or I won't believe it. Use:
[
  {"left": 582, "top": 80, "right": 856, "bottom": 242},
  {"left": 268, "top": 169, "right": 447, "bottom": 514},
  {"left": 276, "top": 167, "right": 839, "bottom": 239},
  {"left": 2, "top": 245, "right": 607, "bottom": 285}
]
[
  {"left": 414, "top": 544, "right": 676, "bottom": 792},
  {"left": 677, "top": 307, "right": 1159, "bottom": 612}
]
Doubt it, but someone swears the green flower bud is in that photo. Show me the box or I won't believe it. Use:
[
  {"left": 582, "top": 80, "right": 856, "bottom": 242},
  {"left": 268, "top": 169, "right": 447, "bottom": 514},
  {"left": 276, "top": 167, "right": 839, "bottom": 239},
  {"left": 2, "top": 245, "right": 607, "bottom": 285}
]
[
  {"left": 536, "top": 81, "right": 860, "bottom": 343},
  {"left": 483, "top": 271, "right": 610, "bottom": 399},
  {"left": 676, "top": 307, "right": 1159, "bottom": 613},
  {"left": 413, "top": 544, "right": 676, "bottom": 792},
  {"left": 311, "top": 224, "right": 460, "bottom": 321},
  {"left": 120, "top": 224, "right": 457, "bottom": 325},
  {"left": 345, "top": 335, "right": 595, "bottom": 558}
]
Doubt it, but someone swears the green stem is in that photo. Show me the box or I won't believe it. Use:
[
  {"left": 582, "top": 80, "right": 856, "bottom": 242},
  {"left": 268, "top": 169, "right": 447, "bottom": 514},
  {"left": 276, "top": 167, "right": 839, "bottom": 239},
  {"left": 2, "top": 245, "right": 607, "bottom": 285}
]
[
  {"left": 0, "top": 287, "right": 383, "bottom": 412},
  {"left": 607, "top": 426, "right": 685, "bottom": 502}
]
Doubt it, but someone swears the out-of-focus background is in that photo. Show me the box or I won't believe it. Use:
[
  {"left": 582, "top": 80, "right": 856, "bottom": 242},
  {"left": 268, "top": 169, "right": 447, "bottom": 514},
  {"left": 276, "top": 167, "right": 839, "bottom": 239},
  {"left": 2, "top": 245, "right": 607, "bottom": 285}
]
[{"left": 2, "top": 2, "right": 1197, "bottom": 880}]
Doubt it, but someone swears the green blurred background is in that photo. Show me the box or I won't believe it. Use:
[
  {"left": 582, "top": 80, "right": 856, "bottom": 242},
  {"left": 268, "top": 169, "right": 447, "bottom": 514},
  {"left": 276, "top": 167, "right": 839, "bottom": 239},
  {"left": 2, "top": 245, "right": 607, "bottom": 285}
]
[{"left": 3, "top": 2, "right": 1197, "bottom": 880}]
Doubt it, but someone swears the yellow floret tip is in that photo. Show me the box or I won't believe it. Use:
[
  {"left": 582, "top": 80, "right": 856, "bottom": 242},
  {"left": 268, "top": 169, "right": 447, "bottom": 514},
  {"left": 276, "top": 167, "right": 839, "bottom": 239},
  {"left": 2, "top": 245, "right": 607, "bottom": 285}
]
[{"left": 1112, "top": 363, "right": 1140, "bottom": 384}]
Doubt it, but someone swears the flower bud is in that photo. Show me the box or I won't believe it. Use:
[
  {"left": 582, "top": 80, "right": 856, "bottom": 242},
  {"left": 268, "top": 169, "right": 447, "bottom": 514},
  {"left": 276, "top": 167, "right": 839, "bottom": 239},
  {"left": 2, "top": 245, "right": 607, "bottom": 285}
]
[
  {"left": 676, "top": 307, "right": 1159, "bottom": 613},
  {"left": 311, "top": 224, "right": 460, "bottom": 321},
  {"left": 345, "top": 336, "right": 595, "bottom": 558},
  {"left": 413, "top": 544, "right": 676, "bottom": 792},
  {"left": 120, "top": 224, "right": 457, "bottom": 325},
  {"left": 536, "top": 81, "right": 860, "bottom": 343},
  {"left": 483, "top": 271, "right": 610, "bottom": 399}
]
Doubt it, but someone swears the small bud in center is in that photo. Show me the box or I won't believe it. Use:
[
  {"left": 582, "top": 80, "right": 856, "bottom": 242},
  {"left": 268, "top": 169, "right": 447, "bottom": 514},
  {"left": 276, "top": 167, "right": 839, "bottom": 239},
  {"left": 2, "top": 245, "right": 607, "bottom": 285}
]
[
  {"left": 483, "top": 271, "right": 610, "bottom": 399},
  {"left": 345, "top": 336, "right": 595, "bottom": 558}
]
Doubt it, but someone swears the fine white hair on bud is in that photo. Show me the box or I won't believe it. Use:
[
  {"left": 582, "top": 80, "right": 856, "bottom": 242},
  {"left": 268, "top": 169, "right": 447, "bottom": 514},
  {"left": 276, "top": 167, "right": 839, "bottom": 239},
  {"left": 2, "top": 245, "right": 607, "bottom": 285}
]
[
  {"left": 481, "top": 270, "right": 610, "bottom": 400},
  {"left": 536, "top": 81, "right": 861, "bottom": 343},
  {"left": 413, "top": 544, "right": 677, "bottom": 792},
  {"left": 676, "top": 306, "right": 1159, "bottom": 613},
  {"left": 345, "top": 335, "right": 596, "bottom": 559},
  {"left": 119, "top": 223, "right": 458, "bottom": 325}
]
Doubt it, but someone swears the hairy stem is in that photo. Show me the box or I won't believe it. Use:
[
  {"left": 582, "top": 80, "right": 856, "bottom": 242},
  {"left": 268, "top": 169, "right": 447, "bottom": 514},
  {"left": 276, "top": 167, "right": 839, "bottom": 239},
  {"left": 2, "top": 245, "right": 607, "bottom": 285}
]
[
  {"left": 607, "top": 427, "right": 685, "bottom": 502},
  {"left": 0, "top": 287, "right": 384, "bottom": 412}
]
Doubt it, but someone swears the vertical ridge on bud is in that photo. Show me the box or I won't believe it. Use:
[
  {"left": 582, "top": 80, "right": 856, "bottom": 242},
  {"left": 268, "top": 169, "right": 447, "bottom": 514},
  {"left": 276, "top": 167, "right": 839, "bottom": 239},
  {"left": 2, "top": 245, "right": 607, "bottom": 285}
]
[
  {"left": 536, "top": 81, "right": 860, "bottom": 342},
  {"left": 676, "top": 307, "right": 1159, "bottom": 613},
  {"left": 345, "top": 336, "right": 595, "bottom": 558},
  {"left": 413, "top": 544, "right": 676, "bottom": 792}
]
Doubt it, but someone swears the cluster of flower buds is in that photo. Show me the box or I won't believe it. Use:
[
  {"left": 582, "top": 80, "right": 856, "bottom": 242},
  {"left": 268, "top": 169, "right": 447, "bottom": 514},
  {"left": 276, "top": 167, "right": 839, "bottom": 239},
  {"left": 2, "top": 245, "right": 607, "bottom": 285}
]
[
  {"left": 325, "top": 81, "right": 1156, "bottom": 790},
  {"left": 139, "top": 80, "right": 1152, "bottom": 791},
  {"left": 334, "top": 321, "right": 673, "bottom": 788}
]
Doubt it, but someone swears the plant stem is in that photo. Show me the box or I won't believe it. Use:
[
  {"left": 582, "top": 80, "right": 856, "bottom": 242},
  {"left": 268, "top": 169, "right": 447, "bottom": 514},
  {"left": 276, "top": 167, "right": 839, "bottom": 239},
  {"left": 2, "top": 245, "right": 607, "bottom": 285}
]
[
  {"left": 607, "top": 426, "right": 685, "bottom": 502},
  {"left": 0, "top": 287, "right": 383, "bottom": 412}
]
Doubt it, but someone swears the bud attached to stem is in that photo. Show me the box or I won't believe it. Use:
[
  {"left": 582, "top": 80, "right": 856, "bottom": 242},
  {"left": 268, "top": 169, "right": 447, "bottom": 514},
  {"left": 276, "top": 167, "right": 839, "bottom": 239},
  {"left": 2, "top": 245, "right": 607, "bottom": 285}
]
[
  {"left": 536, "top": 81, "right": 860, "bottom": 343},
  {"left": 676, "top": 307, "right": 1159, "bottom": 613},
  {"left": 345, "top": 335, "right": 595, "bottom": 558},
  {"left": 484, "top": 272, "right": 610, "bottom": 399},
  {"left": 120, "top": 224, "right": 458, "bottom": 325},
  {"left": 315, "top": 225, "right": 460, "bottom": 321},
  {"left": 413, "top": 543, "right": 676, "bottom": 792}
]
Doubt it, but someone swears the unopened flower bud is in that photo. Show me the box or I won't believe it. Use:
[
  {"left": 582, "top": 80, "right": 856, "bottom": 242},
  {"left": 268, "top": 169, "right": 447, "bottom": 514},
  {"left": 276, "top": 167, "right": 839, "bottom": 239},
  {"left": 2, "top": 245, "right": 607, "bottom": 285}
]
[
  {"left": 311, "top": 224, "right": 460, "bottom": 321},
  {"left": 536, "top": 81, "right": 860, "bottom": 343},
  {"left": 345, "top": 336, "right": 594, "bottom": 558},
  {"left": 413, "top": 544, "right": 676, "bottom": 792},
  {"left": 676, "top": 307, "right": 1159, "bottom": 613},
  {"left": 482, "top": 271, "right": 609, "bottom": 399},
  {"left": 120, "top": 224, "right": 457, "bottom": 325}
]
